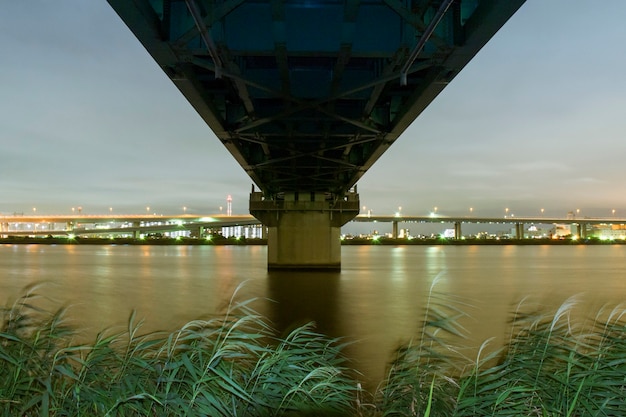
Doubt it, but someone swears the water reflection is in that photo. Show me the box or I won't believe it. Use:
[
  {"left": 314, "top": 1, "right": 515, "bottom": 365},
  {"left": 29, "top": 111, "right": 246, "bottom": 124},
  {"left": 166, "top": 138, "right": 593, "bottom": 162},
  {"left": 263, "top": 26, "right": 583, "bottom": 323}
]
[
  {"left": 265, "top": 271, "right": 341, "bottom": 338},
  {"left": 2, "top": 244, "right": 626, "bottom": 391}
]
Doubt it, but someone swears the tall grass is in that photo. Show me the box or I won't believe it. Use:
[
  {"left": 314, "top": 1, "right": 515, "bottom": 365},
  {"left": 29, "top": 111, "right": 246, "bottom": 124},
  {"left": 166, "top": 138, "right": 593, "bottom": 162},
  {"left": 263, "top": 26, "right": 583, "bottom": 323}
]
[
  {"left": 452, "top": 297, "right": 626, "bottom": 417},
  {"left": 1, "top": 283, "right": 626, "bottom": 416},
  {"left": 370, "top": 278, "right": 470, "bottom": 417},
  {"left": 0, "top": 284, "right": 355, "bottom": 416},
  {"left": 373, "top": 293, "right": 626, "bottom": 417}
]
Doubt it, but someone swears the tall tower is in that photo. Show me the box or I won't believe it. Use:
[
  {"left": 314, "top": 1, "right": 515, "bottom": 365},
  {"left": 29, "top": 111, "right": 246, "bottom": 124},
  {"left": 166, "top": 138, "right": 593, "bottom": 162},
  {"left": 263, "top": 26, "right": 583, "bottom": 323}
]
[{"left": 227, "top": 195, "right": 232, "bottom": 216}]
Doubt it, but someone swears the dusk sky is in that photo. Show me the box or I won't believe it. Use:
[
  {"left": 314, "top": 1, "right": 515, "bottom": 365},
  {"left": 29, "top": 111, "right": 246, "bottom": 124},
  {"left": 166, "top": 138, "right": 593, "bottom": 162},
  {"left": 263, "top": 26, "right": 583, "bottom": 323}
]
[{"left": 2, "top": 1, "right": 626, "bottom": 220}]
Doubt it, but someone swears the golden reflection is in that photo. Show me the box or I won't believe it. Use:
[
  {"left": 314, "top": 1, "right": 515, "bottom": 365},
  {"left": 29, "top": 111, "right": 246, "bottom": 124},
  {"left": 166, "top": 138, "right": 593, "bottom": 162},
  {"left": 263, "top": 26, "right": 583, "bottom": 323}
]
[{"left": 2, "top": 244, "right": 626, "bottom": 392}]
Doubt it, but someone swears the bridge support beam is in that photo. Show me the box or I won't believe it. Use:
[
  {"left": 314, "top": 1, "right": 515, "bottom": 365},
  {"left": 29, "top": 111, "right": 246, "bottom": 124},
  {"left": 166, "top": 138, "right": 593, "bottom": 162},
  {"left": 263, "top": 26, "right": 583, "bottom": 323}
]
[
  {"left": 515, "top": 223, "right": 524, "bottom": 239},
  {"left": 250, "top": 190, "right": 359, "bottom": 270},
  {"left": 132, "top": 222, "right": 141, "bottom": 239},
  {"left": 454, "top": 222, "right": 462, "bottom": 240}
]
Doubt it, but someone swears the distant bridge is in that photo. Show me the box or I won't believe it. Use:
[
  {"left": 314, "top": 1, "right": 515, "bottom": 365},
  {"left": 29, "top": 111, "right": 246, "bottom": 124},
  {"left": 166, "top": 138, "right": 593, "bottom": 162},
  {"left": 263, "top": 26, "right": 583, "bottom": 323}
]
[
  {"left": 3, "top": 213, "right": 624, "bottom": 240},
  {"left": 106, "top": 0, "right": 527, "bottom": 269},
  {"left": 352, "top": 214, "right": 626, "bottom": 239},
  {"left": 0, "top": 214, "right": 258, "bottom": 239}
]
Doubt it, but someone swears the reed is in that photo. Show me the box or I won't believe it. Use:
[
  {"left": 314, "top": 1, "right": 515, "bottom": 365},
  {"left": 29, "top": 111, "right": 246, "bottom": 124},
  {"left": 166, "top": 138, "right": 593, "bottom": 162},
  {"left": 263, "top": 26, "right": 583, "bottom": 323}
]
[
  {"left": 0, "top": 285, "right": 355, "bottom": 416},
  {"left": 451, "top": 297, "right": 626, "bottom": 417},
  {"left": 365, "top": 289, "right": 626, "bottom": 417},
  {"left": 1, "top": 283, "right": 626, "bottom": 416}
]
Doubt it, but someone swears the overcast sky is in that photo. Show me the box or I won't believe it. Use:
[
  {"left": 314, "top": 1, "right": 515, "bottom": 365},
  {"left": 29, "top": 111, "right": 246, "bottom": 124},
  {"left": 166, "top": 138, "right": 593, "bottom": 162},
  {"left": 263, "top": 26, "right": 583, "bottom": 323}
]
[{"left": 1, "top": 1, "right": 625, "bottom": 219}]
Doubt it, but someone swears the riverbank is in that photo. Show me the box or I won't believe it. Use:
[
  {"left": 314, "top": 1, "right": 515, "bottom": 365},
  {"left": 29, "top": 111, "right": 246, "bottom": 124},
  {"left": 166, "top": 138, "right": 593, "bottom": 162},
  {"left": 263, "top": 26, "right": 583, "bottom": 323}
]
[{"left": 0, "top": 235, "right": 621, "bottom": 246}]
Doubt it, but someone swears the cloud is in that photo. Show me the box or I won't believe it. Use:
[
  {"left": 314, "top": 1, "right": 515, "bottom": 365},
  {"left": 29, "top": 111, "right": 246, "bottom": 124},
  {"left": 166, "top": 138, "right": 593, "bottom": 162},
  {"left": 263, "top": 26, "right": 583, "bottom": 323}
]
[
  {"left": 508, "top": 161, "right": 571, "bottom": 173},
  {"left": 565, "top": 177, "right": 604, "bottom": 185},
  {"left": 448, "top": 160, "right": 571, "bottom": 180}
]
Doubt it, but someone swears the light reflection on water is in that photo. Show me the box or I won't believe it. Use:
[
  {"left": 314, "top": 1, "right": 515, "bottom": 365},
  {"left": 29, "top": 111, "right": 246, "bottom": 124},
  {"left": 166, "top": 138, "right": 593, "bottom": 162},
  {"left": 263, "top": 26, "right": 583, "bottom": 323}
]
[{"left": 1, "top": 243, "right": 626, "bottom": 388}]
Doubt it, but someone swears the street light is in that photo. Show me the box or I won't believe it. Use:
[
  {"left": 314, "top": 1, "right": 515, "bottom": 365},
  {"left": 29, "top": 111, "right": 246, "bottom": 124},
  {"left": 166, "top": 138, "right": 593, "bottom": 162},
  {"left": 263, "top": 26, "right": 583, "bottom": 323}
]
[
  {"left": 469, "top": 207, "right": 473, "bottom": 215},
  {"left": 109, "top": 207, "right": 113, "bottom": 214},
  {"left": 183, "top": 206, "right": 187, "bottom": 214},
  {"left": 505, "top": 207, "right": 509, "bottom": 217},
  {"left": 541, "top": 208, "right": 544, "bottom": 216}
]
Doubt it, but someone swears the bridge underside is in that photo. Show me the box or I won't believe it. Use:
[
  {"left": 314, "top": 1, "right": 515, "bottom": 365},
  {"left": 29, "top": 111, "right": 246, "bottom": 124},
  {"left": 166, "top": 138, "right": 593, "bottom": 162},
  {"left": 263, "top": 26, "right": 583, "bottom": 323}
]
[{"left": 107, "top": 0, "right": 525, "bottom": 269}]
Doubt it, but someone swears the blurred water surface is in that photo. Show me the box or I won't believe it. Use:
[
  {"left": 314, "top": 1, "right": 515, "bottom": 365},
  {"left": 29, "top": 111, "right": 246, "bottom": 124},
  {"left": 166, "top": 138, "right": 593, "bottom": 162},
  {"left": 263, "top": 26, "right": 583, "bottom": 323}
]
[{"left": 1, "top": 243, "right": 625, "bottom": 387}]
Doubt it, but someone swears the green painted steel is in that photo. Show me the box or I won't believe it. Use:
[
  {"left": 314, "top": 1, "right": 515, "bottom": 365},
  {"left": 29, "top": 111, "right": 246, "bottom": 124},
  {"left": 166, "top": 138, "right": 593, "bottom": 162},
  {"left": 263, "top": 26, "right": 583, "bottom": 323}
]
[{"left": 107, "top": 0, "right": 525, "bottom": 198}]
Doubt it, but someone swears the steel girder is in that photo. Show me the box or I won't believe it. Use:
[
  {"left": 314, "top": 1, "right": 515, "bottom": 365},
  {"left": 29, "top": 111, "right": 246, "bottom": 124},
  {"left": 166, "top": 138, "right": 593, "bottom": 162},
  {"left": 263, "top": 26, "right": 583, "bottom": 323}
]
[{"left": 107, "top": 0, "right": 525, "bottom": 198}]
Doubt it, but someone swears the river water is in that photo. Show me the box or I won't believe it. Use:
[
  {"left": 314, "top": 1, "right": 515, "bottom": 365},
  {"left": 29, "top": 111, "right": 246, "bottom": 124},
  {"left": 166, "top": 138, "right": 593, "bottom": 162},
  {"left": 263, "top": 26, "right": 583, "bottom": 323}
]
[{"left": 1, "top": 243, "right": 626, "bottom": 388}]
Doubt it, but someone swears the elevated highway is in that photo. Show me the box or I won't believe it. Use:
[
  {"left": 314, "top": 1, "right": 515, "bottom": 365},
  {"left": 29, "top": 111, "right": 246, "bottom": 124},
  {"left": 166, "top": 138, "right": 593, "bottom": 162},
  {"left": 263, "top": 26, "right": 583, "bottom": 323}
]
[
  {"left": 0, "top": 214, "right": 257, "bottom": 238},
  {"left": 106, "top": 0, "right": 526, "bottom": 268},
  {"left": 3, "top": 213, "right": 624, "bottom": 240},
  {"left": 352, "top": 214, "right": 625, "bottom": 239}
]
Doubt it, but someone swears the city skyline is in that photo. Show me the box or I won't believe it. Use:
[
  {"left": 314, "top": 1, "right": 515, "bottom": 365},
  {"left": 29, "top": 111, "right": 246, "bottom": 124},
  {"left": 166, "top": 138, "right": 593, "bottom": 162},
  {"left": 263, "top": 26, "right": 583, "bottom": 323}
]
[{"left": 2, "top": 1, "right": 626, "bottom": 219}]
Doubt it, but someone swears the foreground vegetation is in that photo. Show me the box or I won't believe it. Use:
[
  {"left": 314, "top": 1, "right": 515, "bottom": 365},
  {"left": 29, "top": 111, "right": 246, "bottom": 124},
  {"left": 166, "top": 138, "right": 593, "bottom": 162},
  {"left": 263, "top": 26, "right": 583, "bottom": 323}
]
[{"left": 1, "top": 284, "right": 625, "bottom": 416}]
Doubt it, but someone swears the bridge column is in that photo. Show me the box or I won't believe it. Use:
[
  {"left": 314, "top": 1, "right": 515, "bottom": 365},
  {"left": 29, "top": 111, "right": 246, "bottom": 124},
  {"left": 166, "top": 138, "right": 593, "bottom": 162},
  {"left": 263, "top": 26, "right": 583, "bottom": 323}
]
[
  {"left": 515, "top": 223, "right": 524, "bottom": 239},
  {"left": 132, "top": 222, "right": 141, "bottom": 239},
  {"left": 392, "top": 221, "right": 398, "bottom": 239},
  {"left": 454, "top": 222, "right": 462, "bottom": 239},
  {"left": 250, "top": 190, "right": 359, "bottom": 270}
]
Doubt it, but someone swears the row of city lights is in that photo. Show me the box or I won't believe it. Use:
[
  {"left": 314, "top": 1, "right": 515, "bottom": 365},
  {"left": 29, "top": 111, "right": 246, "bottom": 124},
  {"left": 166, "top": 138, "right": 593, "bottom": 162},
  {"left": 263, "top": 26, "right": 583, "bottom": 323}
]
[
  {"left": 21, "top": 195, "right": 240, "bottom": 216},
  {"left": 28, "top": 206, "right": 233, "bottom": 215},
  {"left": 25, "top": 205, "right": 622, "bottom": 217},
  {"left": 365, "top": 206, "right": 619, "bottom": 218}
]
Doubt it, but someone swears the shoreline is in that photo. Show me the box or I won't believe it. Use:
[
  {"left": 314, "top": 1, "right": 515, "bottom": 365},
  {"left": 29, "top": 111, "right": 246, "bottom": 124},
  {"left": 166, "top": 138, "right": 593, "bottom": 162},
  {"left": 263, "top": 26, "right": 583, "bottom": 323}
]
[{"left": 0, "top": 236, "right": 621, "bottom": 246}]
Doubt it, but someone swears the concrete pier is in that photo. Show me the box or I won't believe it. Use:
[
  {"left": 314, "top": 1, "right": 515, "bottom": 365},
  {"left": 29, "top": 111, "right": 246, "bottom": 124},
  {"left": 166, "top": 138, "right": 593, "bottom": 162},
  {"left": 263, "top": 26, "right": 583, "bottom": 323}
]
[
  {"left": 575, "top": 222, "right": 587, "bottom": 239},
  {"left": 132, "top": 222, "right": 141, "bottom": 239},
  {"left": 250, "top": 190, "right": 359, "bottom": 270},
  {"left": 454, "top": 222, "right": 462, "bottom": 239}
]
